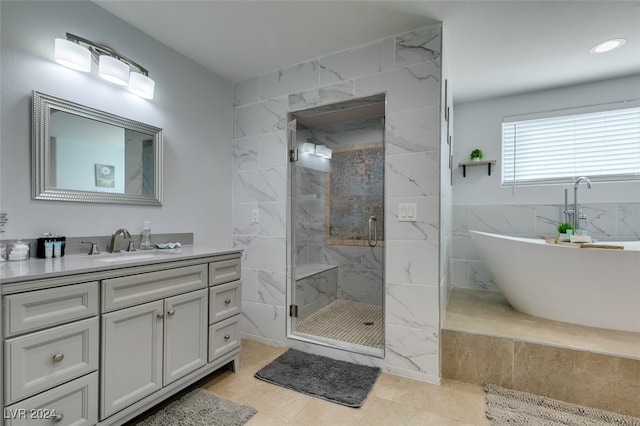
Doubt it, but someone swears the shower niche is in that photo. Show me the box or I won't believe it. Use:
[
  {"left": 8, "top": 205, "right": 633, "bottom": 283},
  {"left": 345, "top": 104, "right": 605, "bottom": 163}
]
[{"left": 287, "top": 94, "right": 385, "bottom": 357}]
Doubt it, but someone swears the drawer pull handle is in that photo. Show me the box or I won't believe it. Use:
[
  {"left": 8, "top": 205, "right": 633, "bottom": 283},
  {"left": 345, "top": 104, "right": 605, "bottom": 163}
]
[
  {"left": 167, "top": 309, "right": 176, "bottom": 316},
  {"left": 52, "top": 413, "right": 64, "bottom": 423},
  {"left": 224, "top": 334, "right": 231, "bottom": 340},
  {"left": 52, "top": 353, "right": 65, "bottom": 363},
  {"left": 224, "top": 298, "right": 231, "bottom": 305},
  {"left": 157, "top": 313, "right": 164, "bottom": 319}
]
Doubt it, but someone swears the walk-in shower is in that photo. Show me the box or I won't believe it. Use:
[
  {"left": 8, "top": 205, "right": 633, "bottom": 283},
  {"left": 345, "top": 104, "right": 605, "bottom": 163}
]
[{"left": 287, "top": 94, "right": 385, "bottom": 357}]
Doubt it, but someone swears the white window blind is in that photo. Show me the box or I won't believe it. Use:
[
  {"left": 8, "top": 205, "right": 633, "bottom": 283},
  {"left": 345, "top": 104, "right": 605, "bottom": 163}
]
[{"left": 502, "top": 105, "right": 640, "bottom": 185}]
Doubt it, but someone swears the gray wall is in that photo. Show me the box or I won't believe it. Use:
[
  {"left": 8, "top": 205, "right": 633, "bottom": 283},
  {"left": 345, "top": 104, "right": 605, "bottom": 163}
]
[{"left": 0, "top": 1, "right": 233, "bottom": 246}]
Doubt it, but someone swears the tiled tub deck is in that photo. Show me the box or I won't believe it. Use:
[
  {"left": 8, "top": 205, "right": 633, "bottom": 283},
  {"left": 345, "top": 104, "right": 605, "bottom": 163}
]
[{"left": 442, "top": 287, "right": 640, "bottom": 417}]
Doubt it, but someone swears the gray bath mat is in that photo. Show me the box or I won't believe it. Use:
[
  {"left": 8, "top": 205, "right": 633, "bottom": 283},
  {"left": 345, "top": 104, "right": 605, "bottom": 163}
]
[
  {"left": 255, "top": 348, "right": 379, "bottom": 407},
  {"left": 485, "top": 384, "right": 640, "bottom": 425},
  {"left": 135, "top": 388, "right": 256, "bottom": 425}
]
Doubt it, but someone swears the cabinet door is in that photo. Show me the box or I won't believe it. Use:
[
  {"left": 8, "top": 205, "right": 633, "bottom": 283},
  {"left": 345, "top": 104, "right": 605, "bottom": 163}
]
[
  {"left": 163, "top": 289, "right": 207, "bottom": 385},
  {"left": 101, "top": 300, "right": 163, "bottom": 420}
]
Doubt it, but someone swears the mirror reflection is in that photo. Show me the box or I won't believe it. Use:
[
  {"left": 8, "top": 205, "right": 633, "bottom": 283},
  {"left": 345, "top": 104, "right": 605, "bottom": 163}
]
[{"left": 33, "top": 91, "right": 163, "bottom": 205}]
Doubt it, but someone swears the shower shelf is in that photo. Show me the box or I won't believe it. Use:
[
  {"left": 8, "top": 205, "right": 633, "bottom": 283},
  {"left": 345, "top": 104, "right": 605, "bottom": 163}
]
[{"left": 458, "top": 160, "right": 496, "bottom": 177}]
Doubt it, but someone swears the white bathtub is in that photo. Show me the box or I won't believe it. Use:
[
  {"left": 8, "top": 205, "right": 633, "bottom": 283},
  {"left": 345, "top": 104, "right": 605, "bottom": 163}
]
[{"left": 469, "top": 230, "right": 640, "bottom": 333}]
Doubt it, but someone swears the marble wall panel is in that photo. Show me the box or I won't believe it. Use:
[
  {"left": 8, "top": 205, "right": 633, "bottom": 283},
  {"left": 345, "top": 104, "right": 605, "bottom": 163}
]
[
  {"left": 386, "top": 282, "right": 439, "bottom": 329},
  {"left": 318, "top": 38, "right": 394, "bottom": 85},
  {"left": 386, "top": 151, "right": 440, "bottom": 197},
  {"left": 258, "top": 202, "right": 286, "bottom": 237},
  {"left": 233, "top": 202, "right": 259, "bottom": 236},
  {"left": 386, "top": 240, "right": 439, "bottom": 286},
  {"left": 233, "top": 235, "right": 286, "bottom": 272},
  {"left": 233, "top": 167, "right": 286, "bottom": 203},
  {"left": 617, "top": 204, "right": 640, "bottom": 238},
  {"left": 355, "top": 62, "right": 440, "bottom": 113},
  {"left": 467, "top": 205, "right": 537, "bottom": 235},
  {"left": 395, "top": 25, "right": 441, "bottom": 68},
  {"left": 260, "top": 60, "right": 319, "bottom": 100},
  {"left": 233, "top": 136, "right": 260, "bottom": 171},
  {"left": 258, "top": 270, "right": 287, "bottom": 306},
  {"left": 289, "top": 81, "right": 355, "bottom": 111},
  {"left": 234, "top": 98, "right": 287, "bottom": 138},
  {"left": 259, "top": 132, "right": 288, "bottom": 168},
  {"left": 386, "top": 196, "right": 439, "bottom": 241},
  {"left": 241, "top": 301, "right": 286, "bottom": 344},
  {"left": 386, "top": 106, "right": 439, "bottom": 155},
  {"left": 384, "top": 324, "right": 440, "bottom": 382}
]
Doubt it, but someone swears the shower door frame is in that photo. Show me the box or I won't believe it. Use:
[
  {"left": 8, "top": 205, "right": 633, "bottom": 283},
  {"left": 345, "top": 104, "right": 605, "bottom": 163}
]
[{"left": 285, "top": 95, "right": 387, "bottom": 358}]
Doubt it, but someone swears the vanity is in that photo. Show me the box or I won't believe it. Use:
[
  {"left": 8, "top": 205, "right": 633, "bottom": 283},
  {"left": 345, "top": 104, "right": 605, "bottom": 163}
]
[{"left": 0, "top": 247, "right": 242, "bottom": 426}]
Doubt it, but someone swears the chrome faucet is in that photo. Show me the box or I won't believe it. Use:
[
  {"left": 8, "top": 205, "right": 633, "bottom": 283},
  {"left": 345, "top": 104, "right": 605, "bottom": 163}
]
[
  {"left": 572, "top": 176, "right": 592, "bottom": 230},
  {"left": 108, "top": 228, "right": 135, "bottom": 253}
]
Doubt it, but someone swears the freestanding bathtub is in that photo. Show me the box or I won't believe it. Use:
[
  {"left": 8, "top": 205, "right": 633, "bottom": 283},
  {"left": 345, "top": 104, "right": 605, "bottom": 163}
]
[{"left": 469, "top": 230, "right": 640, "bottom": 333}]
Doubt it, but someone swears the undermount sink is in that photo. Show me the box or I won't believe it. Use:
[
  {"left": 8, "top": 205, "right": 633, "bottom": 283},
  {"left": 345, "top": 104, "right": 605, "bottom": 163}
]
[{"left": 95, "top": 253, "right": 165, "bottom": 263}]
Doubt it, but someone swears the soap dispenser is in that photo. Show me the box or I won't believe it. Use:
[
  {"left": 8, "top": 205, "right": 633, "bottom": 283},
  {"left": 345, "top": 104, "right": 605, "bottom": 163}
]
[{"left": 140, "top": 221, "right": 153, "bottom": 250}]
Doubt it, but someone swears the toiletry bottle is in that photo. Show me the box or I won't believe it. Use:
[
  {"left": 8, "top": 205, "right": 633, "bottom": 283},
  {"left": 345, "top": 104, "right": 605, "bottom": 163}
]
[
  {"left": 140, "top": 221, "right": 153, "bottom": 250},
  {"left": 44, "top": 241, "right": 53, "bottom": 259}
]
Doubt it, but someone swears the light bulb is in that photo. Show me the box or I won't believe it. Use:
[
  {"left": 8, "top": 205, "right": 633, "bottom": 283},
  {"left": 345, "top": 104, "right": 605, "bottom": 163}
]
[
  {"left": 54, "top": 38, "right": 91, "bottom": 72},
  {"left": 128, "top": 72, "right": 155, "bottom": 99},
  {"left": 99, "top": 56, "right": 129, "bottom": 86}
]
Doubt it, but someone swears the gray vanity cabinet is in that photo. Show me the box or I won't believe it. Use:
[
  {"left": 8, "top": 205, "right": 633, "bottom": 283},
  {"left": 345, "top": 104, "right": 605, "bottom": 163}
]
[
  {"left": 1, "top": 250, "right": 242, "bottom": 426},
  {"left": 2, "top": 282, "right": 100, "bottom": 426},
  {"left": 100, "top": 266, "right": 208, "bottom": 420}
]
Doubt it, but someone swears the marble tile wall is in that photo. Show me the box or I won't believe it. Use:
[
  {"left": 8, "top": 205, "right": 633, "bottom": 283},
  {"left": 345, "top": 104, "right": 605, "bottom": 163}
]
[
  {"left": 452, "top": 203, "right": 640, "bottom": 290},
  {"left": 233, "top": 24, "right": 444, "bottom": 383}
]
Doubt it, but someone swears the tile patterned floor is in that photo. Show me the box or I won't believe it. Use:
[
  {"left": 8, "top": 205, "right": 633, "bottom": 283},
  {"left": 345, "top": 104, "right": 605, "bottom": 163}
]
[
  {"left": 295, "top": 299, "right": 384, "bottom": 348},
  {"left": 200, "top": 339, "right": 490, "bottom": 425}
]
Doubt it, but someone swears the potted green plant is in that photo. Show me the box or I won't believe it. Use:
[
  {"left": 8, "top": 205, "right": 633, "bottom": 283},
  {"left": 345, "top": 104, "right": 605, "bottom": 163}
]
[
  {"left": 470, "top": 148, "right": 483, "bottom": 162},
  {"left": 557, "top": 222, "right": 574, "bottom": 241}
]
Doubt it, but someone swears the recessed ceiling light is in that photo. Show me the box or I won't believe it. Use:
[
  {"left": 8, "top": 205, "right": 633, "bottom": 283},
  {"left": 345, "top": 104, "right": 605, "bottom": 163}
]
[{"left": 590, "top": 38, "right": 626, "bottom": 54}]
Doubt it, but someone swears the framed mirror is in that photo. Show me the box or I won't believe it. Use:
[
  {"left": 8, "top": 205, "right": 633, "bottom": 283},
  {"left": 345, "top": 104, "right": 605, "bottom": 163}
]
[{"left": 32, "top": 91, "right": 163, "bottom": 206}]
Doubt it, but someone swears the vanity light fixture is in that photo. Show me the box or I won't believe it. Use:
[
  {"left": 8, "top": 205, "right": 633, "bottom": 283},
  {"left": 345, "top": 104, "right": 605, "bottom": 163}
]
[
  {"left": 590, "top": 38, "right": 626, "bottom": 54},
  {"left": 54, "top": 32, "right": 155, "bottom": 99}
]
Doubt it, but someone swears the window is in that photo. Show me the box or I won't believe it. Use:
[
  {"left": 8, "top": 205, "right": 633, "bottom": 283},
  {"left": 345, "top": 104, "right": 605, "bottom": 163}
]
[{"left": 502, "top": 103, "right": 640, "bottom": 185}]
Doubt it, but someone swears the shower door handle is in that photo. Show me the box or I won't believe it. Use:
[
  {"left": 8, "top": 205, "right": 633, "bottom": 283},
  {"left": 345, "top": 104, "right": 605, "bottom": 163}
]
[{"left": 368, "top": 215, "right": 377, "bottom": 247}]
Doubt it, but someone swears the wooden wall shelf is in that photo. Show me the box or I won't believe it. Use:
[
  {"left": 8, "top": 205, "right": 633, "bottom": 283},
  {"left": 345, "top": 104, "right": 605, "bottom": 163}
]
[{"left": 458, "top": 160, "right": 496, "bottom": 177}]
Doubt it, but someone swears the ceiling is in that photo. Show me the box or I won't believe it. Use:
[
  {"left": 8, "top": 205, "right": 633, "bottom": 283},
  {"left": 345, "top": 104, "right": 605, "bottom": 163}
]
[{"left": 94, "top": 1, "right": 640, "bottom": 104}]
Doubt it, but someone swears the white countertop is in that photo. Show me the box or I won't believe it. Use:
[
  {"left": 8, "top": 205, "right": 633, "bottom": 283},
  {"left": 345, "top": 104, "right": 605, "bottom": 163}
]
[{"left": 0, "top": 246, "right": 240, "bottom": 285}]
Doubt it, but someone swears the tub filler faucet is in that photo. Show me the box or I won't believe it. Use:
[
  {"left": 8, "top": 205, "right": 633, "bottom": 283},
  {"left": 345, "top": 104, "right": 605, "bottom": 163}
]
[{"left": 564, "top": 176, "right": 592, "bottom": 231}]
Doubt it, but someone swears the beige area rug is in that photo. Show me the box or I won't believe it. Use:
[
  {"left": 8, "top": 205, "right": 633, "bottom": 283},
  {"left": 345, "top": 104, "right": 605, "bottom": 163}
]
[
  {"left": 295, "top": 299, "right": 383, "bottom": 348},
  {"left": 134, "top": 388, "right": 256, "bottom": 426},
  {"left": 485, "top": 384, "right": 640, "bottom": 426}
]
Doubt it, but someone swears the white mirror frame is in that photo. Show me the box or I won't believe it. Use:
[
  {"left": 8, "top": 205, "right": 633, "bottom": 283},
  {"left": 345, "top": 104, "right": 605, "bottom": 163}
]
[{"left": 32, "top": 91, "right": 163, "bottom": 206}]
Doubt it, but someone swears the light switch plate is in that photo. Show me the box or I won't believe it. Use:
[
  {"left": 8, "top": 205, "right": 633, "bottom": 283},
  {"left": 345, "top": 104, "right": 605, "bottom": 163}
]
[{"left": 398, "top": 203, "right": 417, "bottom": 222}]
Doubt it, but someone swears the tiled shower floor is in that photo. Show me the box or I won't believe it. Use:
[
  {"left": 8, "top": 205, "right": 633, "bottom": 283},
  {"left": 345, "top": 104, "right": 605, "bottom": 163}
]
[{"left": 295, "top": 299, "right": 384, "bottom": 349}]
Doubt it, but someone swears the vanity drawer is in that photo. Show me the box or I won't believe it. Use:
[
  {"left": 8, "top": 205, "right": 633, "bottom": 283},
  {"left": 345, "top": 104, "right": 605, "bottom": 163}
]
[
  {"left": 208, "top": 315, "right": 240, "bottom": 362},
  {"left": 209, "top": 258, "right": 241, "bottom": 286},
  {"left": 102, "top": 264, "right": 207, "bottom": 312},
  {"left": 4, "top": 282, "right": 98, "bottom": 337},
  {"left": 4, "top": 317, "right": 99, "bottom": 404},
  {"left": 209, "top": 280, "right": 242, "bottom": 324},
  {"left": 3, "top": 372, "right": 98, "bottom": 426}
]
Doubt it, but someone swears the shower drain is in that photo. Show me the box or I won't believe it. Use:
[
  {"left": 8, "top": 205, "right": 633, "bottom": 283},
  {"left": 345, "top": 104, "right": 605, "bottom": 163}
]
[{"left": 363, "top": 321, "right": 374, "bottom": 326}]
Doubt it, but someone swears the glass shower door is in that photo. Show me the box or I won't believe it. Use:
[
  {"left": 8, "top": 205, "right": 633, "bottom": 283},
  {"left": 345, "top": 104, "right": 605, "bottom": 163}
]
[{"left": 288, "top": 95, "right": 386, "bottom": 355}]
